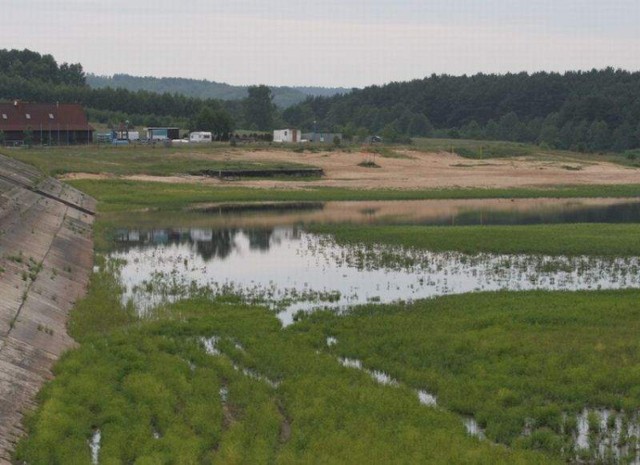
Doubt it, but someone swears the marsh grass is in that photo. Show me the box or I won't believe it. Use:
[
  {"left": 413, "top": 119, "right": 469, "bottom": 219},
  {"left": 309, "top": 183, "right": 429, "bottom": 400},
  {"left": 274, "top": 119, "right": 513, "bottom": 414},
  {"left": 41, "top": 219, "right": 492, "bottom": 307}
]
[
  {"left": 311, "top": 223, "right": 640, "bottom": 257},
  {"left": 293, "top": 289, "right": 640, "bottom": 459},
  {"left": 16, "top": 288, "right": 555, "bottom": 464},
  {"left": 68, "top": 179, "right": 640, "bottom": 213}
]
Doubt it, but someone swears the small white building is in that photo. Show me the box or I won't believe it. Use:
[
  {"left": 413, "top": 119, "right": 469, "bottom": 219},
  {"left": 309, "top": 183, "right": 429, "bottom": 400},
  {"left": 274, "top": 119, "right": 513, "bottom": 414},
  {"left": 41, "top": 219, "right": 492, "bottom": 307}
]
[
  {"left": 190, "top": 131, "right": 212, "bottom": 143},
  {"left": 273, "top": 129, "right": 301, "bottom": 143}
]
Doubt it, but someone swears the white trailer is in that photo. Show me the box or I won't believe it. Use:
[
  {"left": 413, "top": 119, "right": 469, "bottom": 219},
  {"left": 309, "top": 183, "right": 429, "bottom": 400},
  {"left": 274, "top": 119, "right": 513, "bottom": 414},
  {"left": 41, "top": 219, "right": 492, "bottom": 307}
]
[
  {"left": 273, "top": 129, "right": 301, "bottom": 143},
  {"left": 190, "top": 131, "right": 213, "bottom": 143},
  {"left": 127, "top": 131, "right": 140, "bottom": 141}
]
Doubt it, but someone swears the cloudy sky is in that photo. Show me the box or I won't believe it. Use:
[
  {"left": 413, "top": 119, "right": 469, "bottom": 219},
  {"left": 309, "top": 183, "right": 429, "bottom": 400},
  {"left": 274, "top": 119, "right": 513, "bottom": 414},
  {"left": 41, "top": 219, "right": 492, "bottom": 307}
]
[{"left": 2, "top": 0, "right": 640, "bottom": 87}]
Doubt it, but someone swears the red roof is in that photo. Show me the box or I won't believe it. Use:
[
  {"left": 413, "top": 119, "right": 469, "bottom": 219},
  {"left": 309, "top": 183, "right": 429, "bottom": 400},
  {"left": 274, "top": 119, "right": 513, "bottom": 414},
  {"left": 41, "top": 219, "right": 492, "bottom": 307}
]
[{"left": 0, "top": 101, "right": 93, "bottom": 132}]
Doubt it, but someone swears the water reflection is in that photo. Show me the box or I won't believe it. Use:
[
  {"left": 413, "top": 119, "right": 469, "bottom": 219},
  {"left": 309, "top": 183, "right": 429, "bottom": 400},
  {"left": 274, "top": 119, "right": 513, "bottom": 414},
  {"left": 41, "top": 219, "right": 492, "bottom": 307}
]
[
  {"left": 109, "top": 227, "right": 640, "bottom": 326},
  {"left": 113, "top": 227, "right": 281, "bottom": 261},
  {"left": 188, "top": 198, "right": 640, "bottom": 228}
]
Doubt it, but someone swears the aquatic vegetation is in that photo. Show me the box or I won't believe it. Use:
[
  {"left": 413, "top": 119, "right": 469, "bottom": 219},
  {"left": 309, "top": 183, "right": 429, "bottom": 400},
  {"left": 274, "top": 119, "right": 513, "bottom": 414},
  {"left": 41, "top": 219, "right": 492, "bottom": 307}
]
[
  {"left": 15, "top": 297, "right": 552, "bottom": 464},
  {"left": 312, "top": 223, "right": 640, "bottom": 257},
  {"left": 108, "top": 227, "right": 640, "bottom": 326},
  {"left": 69, "top": 179, "right": 640, "bottom": 212},
  {"left": 293, "top": 289, "right": 640, "bottom": 462}
]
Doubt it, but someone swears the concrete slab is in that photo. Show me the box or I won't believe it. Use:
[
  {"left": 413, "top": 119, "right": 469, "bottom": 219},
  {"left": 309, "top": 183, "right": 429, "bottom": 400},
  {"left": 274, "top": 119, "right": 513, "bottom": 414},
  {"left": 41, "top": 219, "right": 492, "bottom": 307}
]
[{"left": 0, "top": 153, "right": 95, "bottom": 463}]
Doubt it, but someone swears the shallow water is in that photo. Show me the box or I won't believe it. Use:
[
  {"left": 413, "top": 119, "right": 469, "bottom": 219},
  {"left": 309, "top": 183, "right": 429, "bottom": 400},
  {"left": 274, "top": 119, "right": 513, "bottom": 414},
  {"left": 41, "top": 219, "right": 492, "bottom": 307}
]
[
  {"left": 105, "top": 198, "right": 640, "bottom": 461},
  {"left": 90, "top": 429, "right": 101, "bottom": 465},
  {"left": 110, "top": 226, "right": 640, "bottom": 325},
  {"left": 113, "top": 198, "right": 640, "bottom": 232}
]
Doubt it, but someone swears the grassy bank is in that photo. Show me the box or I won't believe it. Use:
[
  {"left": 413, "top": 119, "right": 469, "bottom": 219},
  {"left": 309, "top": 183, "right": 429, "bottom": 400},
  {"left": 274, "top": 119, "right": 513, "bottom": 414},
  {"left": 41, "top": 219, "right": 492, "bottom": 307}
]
[
  {"left": 411, "top": 138, "right": 640, "bottom": 167},
  {"left": 293, "top": 290, "right": 640, "bottom": 456},
  {"left": 68, "top": 179, "right": 640, "bottom": 212},
  {"left": 311, "top": 223, "right": 640, "bottom": 256},
  {"left": 16, "top": 268, "right": 553, "bottom": 464},
  {"left": 3, "top": 145, "right": 314, "bottom": 177}
]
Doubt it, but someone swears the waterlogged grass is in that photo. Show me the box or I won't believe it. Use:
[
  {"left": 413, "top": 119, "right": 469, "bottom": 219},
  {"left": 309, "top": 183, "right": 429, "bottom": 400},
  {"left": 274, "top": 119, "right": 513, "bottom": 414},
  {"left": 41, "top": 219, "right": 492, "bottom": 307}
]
[
  {"left": 292, "top": 290, "right": 640, "bottom": 459},
  {"left": 4, "top": 145, "right": 314, "bottom": 177},
  {"left": 311, "top": 223, "right": 640, "bottom": 257},
  {"left": 16, "top": 275, "right": 553, "bottom": 464},
  {"left": 68, "top": 179, "right": 640, "bottom": 212}
]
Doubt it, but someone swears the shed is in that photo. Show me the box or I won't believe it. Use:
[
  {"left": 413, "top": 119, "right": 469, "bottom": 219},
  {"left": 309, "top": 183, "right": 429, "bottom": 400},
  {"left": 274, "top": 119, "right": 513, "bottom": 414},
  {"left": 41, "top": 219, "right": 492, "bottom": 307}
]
[
  {"left": 273, "top": 129, "right": 301, "bottom": 143},
  {"left": 145, "top": 127, "right": 180, "bottom": 141}
]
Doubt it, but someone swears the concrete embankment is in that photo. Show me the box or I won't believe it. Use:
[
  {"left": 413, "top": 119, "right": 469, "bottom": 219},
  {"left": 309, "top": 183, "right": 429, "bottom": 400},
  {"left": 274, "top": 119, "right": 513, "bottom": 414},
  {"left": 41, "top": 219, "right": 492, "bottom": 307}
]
[{"left": 0, "top": 153, "right": 95, "bottom": 463}]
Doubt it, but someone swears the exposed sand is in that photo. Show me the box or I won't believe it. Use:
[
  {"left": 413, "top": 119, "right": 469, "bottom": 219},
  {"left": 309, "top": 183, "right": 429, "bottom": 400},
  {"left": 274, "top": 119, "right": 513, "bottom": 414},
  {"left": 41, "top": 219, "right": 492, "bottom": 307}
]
[{"left": 59, "top": 149, "right": 640, "bottom": 189}]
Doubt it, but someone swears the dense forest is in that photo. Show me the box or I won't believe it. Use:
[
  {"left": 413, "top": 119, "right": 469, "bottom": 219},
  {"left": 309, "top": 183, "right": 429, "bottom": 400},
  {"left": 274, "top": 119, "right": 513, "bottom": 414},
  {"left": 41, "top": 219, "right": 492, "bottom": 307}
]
[
  {"left": 3, "top": 49, "right": 640, "bottom": 152},
  {"left": 86, "top": 74, "right": 347, "bottom": 108},
  {"left": 0, "top": 49, "right": 252, "bottom": 134},
  {"left": 284, "top": 69, "right": 640, "bottom": 152}
]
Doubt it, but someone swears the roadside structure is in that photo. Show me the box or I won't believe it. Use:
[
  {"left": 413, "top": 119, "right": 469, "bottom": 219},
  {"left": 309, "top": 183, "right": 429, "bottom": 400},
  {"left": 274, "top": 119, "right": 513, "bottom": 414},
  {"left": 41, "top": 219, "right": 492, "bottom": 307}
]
[
  {"left": 0, "top": 100, "right": 94, "bottom": 145},
  {"left": 145, "top": 127, "right": 180, "bottom": 141},
  {"left": 302, "top": 132, "right": 342, "bottom": 143},
  {"left": 273, "top": 129, "right": 302, "bottom": 143}
]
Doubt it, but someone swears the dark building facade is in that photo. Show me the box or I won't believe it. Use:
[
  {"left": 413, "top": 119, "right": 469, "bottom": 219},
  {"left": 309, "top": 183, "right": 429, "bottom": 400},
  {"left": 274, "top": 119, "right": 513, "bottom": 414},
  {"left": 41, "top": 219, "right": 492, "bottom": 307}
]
[{"left": 0, "top": 101, "right": 94, "bottom": 145}]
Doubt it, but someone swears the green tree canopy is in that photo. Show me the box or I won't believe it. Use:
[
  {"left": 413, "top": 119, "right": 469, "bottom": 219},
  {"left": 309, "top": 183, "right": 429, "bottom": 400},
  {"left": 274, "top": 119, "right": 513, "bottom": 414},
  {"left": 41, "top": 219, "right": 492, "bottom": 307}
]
[{"left": 244, "top": 85, "right": 276, "bottom": 131}]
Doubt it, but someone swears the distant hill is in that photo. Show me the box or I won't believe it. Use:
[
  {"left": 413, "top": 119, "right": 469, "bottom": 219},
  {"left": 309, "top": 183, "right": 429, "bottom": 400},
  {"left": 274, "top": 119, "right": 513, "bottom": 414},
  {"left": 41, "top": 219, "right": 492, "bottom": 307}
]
[{"left": 86, "top": 74, "right": 349, "bottom": 108}]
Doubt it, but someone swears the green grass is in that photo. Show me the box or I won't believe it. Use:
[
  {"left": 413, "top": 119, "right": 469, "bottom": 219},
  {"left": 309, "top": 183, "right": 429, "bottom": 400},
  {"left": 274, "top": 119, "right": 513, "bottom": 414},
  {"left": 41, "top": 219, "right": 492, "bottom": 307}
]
[
  {"left": 293, "top": 290, "right": 640, "bottom": 455},
  {"left": 412, "top": 138, "right": 538, "bottom": 159},
  {"left": 3, "top": 144, "right": 314, "bottom": 177},
  {"left": 68, "top": 179, "right": 640, "bottom": 212},
  {"left": 310, "top": 223, "right": 640, "bottom": 256},
  {"left": 16, "top": 273, "right": 554, "bottom": 464},
  {"left": 412, "top": 137, "right": 640, "bottom": 167}
]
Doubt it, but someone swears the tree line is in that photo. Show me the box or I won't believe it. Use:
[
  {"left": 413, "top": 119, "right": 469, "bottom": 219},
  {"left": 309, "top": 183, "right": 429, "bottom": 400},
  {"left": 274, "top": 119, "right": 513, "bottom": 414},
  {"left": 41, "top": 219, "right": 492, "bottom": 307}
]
[
  {"left": 283, "top": 69, "right": 640, "bottom": 152},
  {"left": 0, "top": 49, "right": 280, "bottom": 136},
  {"left": 5, "top": 49, "right": 640, "bottom": 152}
]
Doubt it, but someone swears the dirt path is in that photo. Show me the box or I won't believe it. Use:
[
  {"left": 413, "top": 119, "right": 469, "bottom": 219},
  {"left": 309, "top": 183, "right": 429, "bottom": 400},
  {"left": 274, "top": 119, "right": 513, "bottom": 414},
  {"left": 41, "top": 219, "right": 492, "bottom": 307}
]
[{"left": 60, "top": 149, "right": 640, "bottom": 189}]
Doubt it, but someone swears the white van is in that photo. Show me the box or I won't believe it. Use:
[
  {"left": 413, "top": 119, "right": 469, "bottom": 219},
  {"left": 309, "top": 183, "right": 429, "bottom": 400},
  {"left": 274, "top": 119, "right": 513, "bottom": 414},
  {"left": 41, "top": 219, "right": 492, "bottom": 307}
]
[{"left": 189, "top": 131, "right": 213, "bottom": 143}]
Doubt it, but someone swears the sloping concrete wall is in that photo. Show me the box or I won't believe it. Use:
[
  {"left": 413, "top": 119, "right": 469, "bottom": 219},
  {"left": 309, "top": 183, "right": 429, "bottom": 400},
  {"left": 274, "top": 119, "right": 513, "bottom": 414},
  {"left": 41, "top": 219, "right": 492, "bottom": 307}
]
[{"left": 0, "top": 153, "right": 95, "bottom": 463}]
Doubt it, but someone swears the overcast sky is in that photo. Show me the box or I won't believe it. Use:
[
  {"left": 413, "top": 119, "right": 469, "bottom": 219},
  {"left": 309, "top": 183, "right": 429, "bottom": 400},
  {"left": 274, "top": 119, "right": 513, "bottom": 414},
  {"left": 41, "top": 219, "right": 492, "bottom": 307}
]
[{"left": 2, "top": 0, "right": 640, "bottom": 87}]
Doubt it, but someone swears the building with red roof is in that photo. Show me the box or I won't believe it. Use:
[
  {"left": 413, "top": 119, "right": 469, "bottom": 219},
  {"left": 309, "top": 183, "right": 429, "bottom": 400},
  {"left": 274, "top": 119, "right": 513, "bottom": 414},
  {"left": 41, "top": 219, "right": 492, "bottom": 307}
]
[{"left": 0, "top": 101, "right": 93, "bottom": 145}]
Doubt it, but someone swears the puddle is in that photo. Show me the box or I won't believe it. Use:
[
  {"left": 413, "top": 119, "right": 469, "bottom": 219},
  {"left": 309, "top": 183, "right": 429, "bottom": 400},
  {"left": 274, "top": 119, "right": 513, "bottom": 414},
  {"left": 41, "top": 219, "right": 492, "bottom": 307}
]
[
  {"left": 201, "top": 336, "right": 220, "bottom": 355},
  {"left": 572, "top": 408, "right": 640, "bottom": 464},
  {"left": 463, "top": 417, "right": 486, "bottom": 440},
  {"left": 338, "top": 357, "right": 362, "bottom": 370},
  {"left": 219, "top": 386, "right": 229, "bottom": 403},
  {"left": 417, "top": 390, "right": 437, "bottom": 407},
  {"left": 109, "top": 227, "right": 640, "bottom": 325},
  {"left": 198, "top": 335, "right": 278, "bottom": 388},
  {"left": 232, "top": 363, "right": 280, "bottom": 388},
  {"left": 90, "top": 429, "right": 101, "bottom": 465},
  {"left": 337, "top": 355, "right": 483, "bottom": 440},
  {"left": 338, "top": 357, "right": 398, "bottom": 388}
]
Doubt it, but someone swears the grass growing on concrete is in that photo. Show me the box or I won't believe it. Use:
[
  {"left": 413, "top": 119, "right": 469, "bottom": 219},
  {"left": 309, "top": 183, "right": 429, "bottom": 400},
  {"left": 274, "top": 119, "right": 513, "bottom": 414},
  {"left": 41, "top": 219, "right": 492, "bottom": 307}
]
[{"left": 310, "top": 223, "right": 640, "bottom": 257}]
